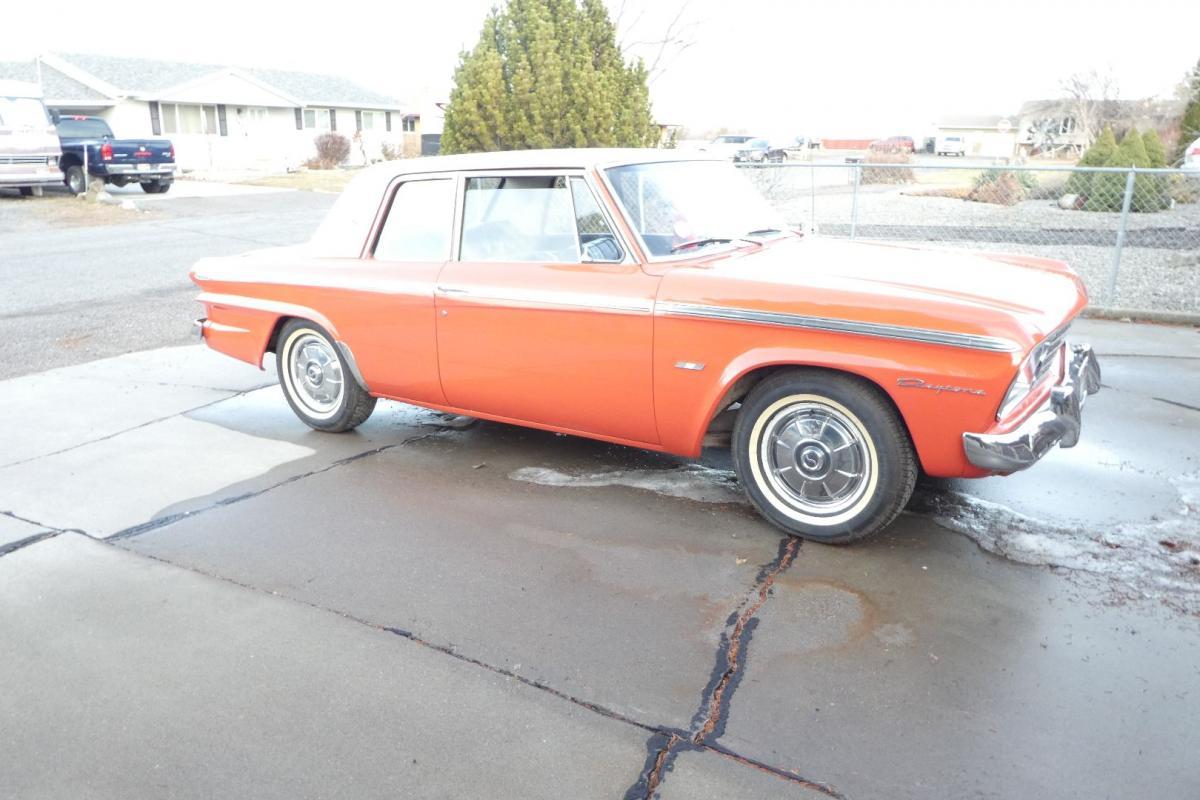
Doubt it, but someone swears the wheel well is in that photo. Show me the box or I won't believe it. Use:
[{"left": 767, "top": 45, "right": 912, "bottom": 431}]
[
  {"left": 59, "top": 153, "right": 83, "bottom": 169},
  {"left": 702, "top": 364, "right": 915, "bottom": 449},
  {"left": 264, "top": 316, "right": 295, "bottom": 357}
]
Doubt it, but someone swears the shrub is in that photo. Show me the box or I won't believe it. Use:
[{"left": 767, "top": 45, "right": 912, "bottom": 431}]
[
  {"left": 313, "top": 132, "right": 350, "bottom": 169},
  {"left": 968, "top": 170, "right": 1035, "bottom": 205},
  {"left": 860, "top": 151, "right": 913, "bottom": 184},
  {"left": 1065, "top": 126, "right": 1117, "bottom": 198},
  {"left": 380, "top": 142, "right": 402, "bottom": 161}
]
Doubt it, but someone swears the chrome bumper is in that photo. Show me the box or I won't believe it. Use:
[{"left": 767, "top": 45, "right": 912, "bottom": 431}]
[{"left": 962, "top": 343, "right": 1101, "bottom": 474}]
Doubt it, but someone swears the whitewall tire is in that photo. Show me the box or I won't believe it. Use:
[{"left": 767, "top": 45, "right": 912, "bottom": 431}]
[
  {"left": 732, "top": 369, "right": 917, "bottom": 543},
  {"left": 276, "top": 319, "right": 376, "bottom": 432}
]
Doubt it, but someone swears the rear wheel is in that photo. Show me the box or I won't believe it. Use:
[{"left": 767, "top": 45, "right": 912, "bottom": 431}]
[
  {"left": 64, "top": 165, "right": 86, "bottom": 194},
  {"left": 141, "top": 180, "right": 171, "bottom": 194},
  {"left": 732, "top": 369, "right": 917, "bottom": 543},
  {"left": 276, "top": 319, "right": 376, "bottom": 432}
]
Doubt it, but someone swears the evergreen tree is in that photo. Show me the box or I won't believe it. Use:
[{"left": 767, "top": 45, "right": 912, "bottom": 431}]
[
  {"left": 1139, "top": 129, "right": 1171, "bottom": 211},
  {"left": 1173, "top": 57, "right": 1200, "bottom": 164},
  {"left": 441, "top": 0, "right": 658, "bottom": 153},
  {"left": 1142, "top": 129, "right": 1167, "bottom": 167},
  {"left": 1066, "top": 125, "right": 1118, "bottom": 197}
]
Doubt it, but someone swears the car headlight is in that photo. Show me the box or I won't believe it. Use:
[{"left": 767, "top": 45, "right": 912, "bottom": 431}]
[{"left": 997, "top": 324, "right": 1069, "bottom": 419}]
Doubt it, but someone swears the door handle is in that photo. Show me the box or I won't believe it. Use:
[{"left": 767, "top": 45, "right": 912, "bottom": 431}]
[{"left": 436, "top": 285, "right": 468, "bottom": 295}]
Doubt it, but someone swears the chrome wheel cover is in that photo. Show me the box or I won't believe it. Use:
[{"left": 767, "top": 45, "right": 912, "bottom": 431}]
[
  {"left": 286, "top": 333, "right": 344, "bottom": 417},
  {"left": 758, "top": 401, "right": 871, "bottom": 518}
]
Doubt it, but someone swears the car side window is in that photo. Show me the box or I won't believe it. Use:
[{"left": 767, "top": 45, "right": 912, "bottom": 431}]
[
  {"left": 374, "top": 179, "right": 455, "bottom": 262},
  {"left": 569, "top": 177, "right": 622, "bottom": 263},
  {"left": 460, "top": 176, "right": 580, "bottom": 263}
]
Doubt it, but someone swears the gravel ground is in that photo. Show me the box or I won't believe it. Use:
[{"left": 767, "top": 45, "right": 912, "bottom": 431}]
[{"left": 748, "top": 171, "right": 1200, "bottom": 313}]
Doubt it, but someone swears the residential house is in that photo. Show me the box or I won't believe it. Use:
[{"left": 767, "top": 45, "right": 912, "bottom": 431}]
[
  {"left": 1015, "top": 97, "right": 1188, "bottom": 157},
  {"left": 933, "top": 115, "right": 1018, "bottom": 159},
  {"left": 0, "top": 53, "right": 419, "bottom": 172}
]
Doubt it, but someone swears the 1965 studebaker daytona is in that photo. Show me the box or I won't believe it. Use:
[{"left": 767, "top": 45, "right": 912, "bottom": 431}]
[{"left": 191, "top": 149, "right": 1100, "bottom": 543}]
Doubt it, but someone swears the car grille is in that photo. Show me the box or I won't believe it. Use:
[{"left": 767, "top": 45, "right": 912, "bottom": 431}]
[{"left": 0, "top": 156, "right": 51, "bottom": 165}]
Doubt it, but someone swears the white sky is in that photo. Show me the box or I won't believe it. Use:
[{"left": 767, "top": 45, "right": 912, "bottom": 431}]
[{"left": 3, "top": 0, "right": 1194, "bottom": 138}]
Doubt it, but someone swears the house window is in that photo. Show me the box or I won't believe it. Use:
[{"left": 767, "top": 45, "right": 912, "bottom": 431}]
[
  {"left": 402, "top": 115, "right": 417, "bottom": 133},
  {"left": 1059, "top": 117, "right": 1077, "bottom": 135},
  {"left": 361, "top": 110, "right": 384, "bottom": 131},
  {"left": 303, "top": 108, "right": 331, "bottom": 130},
  {"left": 160, "top": 103, "right": 219, "bottom": 135}
]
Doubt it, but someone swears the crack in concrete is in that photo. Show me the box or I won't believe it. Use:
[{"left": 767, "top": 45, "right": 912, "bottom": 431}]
[
  {"left": 691, "top": 536, "right": 799, "bottom": 745},
  {"left": 107, "top": 431, "right": 445, "bottom": 542},
  {"left": 0, "top": 510, "right": 94, "bottom": 558},
  {"left": 0, "top": 387, "right": 263, "bottom": 470},
  {"left": 115, "top": 529, "right": 839, "bottom": 798},
  {"left": 624, "top": 536, "right": 844, "bottom": 799}
]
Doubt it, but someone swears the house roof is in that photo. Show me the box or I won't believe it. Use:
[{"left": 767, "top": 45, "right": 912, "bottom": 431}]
[
  {"left": 17, "top": 53, "right": 403, "bottom": 110},
  {"left": 936, "top": 114, "right": 1014, "bottom": 130},
  {"left": 0, "top": 60, "right": 111, "bottom": 104}
]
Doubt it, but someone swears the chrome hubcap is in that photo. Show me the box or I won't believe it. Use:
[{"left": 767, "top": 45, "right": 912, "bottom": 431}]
[
  {"left": 288, "top": 334, "right": 343, "bottom": 415},
  {"left": 759, "top": 402, "right": 871, "bottom": 517}
]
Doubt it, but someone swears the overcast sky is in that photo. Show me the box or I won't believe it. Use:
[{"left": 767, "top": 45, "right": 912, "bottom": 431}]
[{"left": 4, "top": 0, "right": 1195, "bottom": 138}]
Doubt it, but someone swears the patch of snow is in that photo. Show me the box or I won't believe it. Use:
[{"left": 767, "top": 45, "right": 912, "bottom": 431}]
[
  {"left": 509, "top": 464, "right": 746, "bottom": 505},
  {"left": 909, "top": 473, "right": 1200, "bottom": 615}
]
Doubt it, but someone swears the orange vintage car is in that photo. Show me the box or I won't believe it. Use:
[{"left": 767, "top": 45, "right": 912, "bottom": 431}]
[{"left": 191, "top": 149, "right": 1100, "bottom": 543}]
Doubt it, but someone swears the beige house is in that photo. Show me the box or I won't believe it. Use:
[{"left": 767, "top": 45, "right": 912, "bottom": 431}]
[
  {"left": 0, "top": 53, "right": 419, "bottom": 173},
  {"left": 933, "top": 115, "right": 1019, "bottom": 159}
]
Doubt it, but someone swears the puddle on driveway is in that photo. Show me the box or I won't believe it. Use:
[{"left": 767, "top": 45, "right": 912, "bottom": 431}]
[{"left": 509, "top": 462, "right": 1200, "bottom": 616}]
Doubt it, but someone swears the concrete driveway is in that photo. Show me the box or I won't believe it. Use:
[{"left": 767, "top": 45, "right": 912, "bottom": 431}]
[{"left": 1, "top": 318, "right": 1197, "bottom": 799}]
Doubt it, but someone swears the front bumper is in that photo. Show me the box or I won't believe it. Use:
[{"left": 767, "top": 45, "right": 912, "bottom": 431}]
[{"left": 962, "top": 343, "right": 1101, "bottom": 474}]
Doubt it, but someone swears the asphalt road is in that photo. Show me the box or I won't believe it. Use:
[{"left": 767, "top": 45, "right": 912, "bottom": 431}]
[
  {"left": 0, "top": 185, "right": 335, "bottom": 379},
  {"left": 1, "top": 185, "right": 1198, "bottom": 798}
]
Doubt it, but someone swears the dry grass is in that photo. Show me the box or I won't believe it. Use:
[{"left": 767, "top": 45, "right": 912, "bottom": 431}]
[
  {"left": 0, "top": 193, "right": 155, "bottom": 232},
  {"left": 238, "top": 169, "right": 360, "bottom": 193}
]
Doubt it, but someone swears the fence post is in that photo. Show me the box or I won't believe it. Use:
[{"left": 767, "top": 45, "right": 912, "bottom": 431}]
[
  {"left": 809, "top": 163, "right": 816, "bottom": 234},
  {"left": 1106, "top": 168, "right": 1136, "bottom": 307},
  {"left": 849, "top": 162, "right": 861, "bottom": 240}
]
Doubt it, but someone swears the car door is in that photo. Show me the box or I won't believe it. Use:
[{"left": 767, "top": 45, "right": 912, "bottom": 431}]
[
  {"left": 328, "top": 175, "right": 456, "bottom": 403},
  {"left": 434, "top": 172, "right": 660, "bottom": 445}
]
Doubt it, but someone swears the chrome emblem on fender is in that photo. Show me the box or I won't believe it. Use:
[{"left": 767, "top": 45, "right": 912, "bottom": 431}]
[{"left": 897, "top": 377, "right": 986, "bottom": 396}]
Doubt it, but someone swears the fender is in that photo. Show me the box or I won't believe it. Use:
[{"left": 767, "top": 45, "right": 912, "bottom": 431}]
[
  {"left": 671, "top": 345, "right": 1013, "bottom": 478},
  {"left": 196, "top": 291, "right": 341, "bottom": 369}
]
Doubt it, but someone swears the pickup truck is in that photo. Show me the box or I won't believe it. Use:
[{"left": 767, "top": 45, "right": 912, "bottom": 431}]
[{"left": 54, "top": 115, "right": 175, "bottom": 194}]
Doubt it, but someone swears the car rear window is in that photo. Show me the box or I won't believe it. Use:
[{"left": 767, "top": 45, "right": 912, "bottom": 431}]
[{"left": 55, "top": 117, "right": 112, "bottom": 138}]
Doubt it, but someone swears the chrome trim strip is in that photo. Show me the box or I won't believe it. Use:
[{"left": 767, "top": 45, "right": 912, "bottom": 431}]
[
  {"left": 437, "top": 285, "right": 653, "bottom": 315},
  {"left": 335, "top": 340, "right": 370, "bottom": 392},
  {"left": 674, "top": 361, "right": 706, "bottom": 371},
  {"left": 656, "top": 302, "right": 1020, "bottom": 352}
]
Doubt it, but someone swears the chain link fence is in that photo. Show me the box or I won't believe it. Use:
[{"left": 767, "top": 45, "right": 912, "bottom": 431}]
[{"left": 738, "top": 161, "right": 1200, "bottom": 314}]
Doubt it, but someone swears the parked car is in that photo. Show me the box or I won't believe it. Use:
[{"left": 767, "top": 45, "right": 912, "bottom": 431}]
[
  {"left": 869, "top": 136, "right": 915, "bottom": 153},
  {"left": 700, "top": 134, "right": 760, "bottom": 159},
  {"left": 1182, "top": 136, "right": 1200, "bottom": 173},
  {"left": 191, "top": 149, "right": 1099, "bottom": 543},
  {"left": 733, "top": 138, "right": 772, "bottom": 163},
  {"left": 54, "top": 115, "right": 175, "bottom": 194},
  {"left": 0, "top": 79, "right": 62, "bottom": 196},
  {"left": 936, "top": 135, "right": 967, "bottom": 157}
]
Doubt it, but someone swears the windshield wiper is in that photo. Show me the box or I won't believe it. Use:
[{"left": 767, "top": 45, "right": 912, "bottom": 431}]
[{"left": 670, "top": 236, "right": 763, "bottom": 254}]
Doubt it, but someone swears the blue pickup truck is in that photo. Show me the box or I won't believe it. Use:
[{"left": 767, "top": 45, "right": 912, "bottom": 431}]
[{"left": 54, "top": 115, "right": 175, "bottom": 194}]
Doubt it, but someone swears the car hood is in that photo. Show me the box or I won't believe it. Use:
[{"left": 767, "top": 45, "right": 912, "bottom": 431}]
[{"left": 656, "top": 236, "right": 1089, "bottom": 352}]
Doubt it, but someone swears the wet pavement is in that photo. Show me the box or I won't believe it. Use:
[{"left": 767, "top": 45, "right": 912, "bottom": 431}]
[{"left": 1, "top": 318, "right": 1197, "bottom": 798}]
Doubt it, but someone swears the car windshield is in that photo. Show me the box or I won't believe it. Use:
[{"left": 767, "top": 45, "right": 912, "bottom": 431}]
[
  {"left": 55, "top": 117, "right": 112, "bottom": 138},
  {"left": 0, "top": 97, "right": 50, "bottom": 129},
  {"left": 606, "top": 160, "right": 787, "bottom": 258}
]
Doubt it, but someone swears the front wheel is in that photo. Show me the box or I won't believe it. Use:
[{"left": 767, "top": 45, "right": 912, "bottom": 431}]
[
  {"left": 276, "top": 319, "right": 376, "bottom": 432},
  {"left": 732, "top": 369, "right": 917, "bottom": 543}
]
